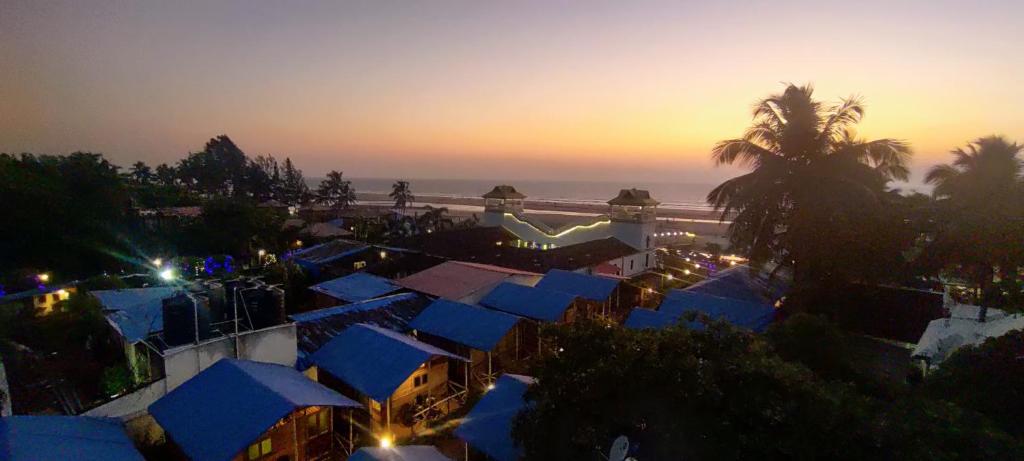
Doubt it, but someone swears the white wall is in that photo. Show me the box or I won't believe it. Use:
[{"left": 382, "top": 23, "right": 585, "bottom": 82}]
[
  {"left": 83, "top": 378, "right": 167, "bottom": 419},
  {"left": 163, "top": 323, "right": 298, "bottom": 390}
]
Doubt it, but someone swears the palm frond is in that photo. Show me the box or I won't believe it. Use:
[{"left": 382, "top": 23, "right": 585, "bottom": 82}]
[{"left": 711, "top": 139, "right": 777, "bottom": 167}]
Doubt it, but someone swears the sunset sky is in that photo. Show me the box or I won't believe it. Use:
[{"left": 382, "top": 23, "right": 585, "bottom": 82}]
[{"left": 2, "top": 0, "right": 1022, "bottom": 184}]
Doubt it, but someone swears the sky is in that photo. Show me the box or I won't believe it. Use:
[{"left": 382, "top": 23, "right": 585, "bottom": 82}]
[{"left": 2, "top": 0, "right": 1022, "bottom": 185}]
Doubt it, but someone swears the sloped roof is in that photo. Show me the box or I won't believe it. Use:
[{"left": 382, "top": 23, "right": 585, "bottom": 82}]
[
  {"left": 482, "top": 185, "right": 526, "bottom": 199},
  {"left": 478, "top": 283, "right": 576, "bottom": 322},
  {"left": 290, "top": 239, "right": 368, "bottom": 266},
  {"left": 309, "top": 272, "right": 400, "bottom": 303},
  {"left": 149, "top": 359, "right": 359, "bottom": 461},
  {"left": 93, "top": 287, "right": 181, "bottom": 342},
  {"left": 0, "top": 416, "right": 144, "bottom": 461},
  {"left": 290, "top": 293, "right": 430, "bottom": 368},
  {"left": 349, "top": 446, "right": 453, "bottom": 461},
  {"left": 534, "top": 269, "right": 619, "bottom": 302},
  {"left": 685, "top": 265, "right": 787, "bottom": 307},
  {"left": 396, "top": 261, "right": 538, "bottom": 300},
  {"left": 309, "top": 324, "right": 467, "bottom": 401},
  {"left": 912, "top": 305, "right": 1024, "bottom": 364},
  {"left": 454, "top": 374, "right": 535, "bottom": 461},
  {"left": 659, "top": 290, "right": 775, "bottom": 333},
  {"left": 305, "top": 222, "right": 354, "bottom": 239},
  {"left": 410, "top": 299, "right": 520, "bottom": 351},
  {"left": 607, "top": 188, "right": 659, "bottom": 206}
]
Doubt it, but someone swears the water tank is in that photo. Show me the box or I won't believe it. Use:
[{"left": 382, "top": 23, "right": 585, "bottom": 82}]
[
  {"left": 162, "top": 294, "right": 213, "bottom": 347},
  {"left": 240, "top": 287, "right": 286, "bottom": 330}
]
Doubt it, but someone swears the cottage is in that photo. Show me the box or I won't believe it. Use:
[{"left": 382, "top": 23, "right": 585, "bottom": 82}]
[
  {"left": 149, "top": 358, "right": 361, "bottom": 461},
  {"left": 658, "top": 290, "right": 775, "bottom": 333},
  {"left": 534, "top": 269, "right": 624, "bottom": 321},
  {"left": 308, "top": 324, "right": 469, "bottom": 441},
  {"left": 0, "top": 415, "right": 144, "bottom": 461},
  {"left": 410, "top": 299, "right": 523, "bottom": 388},
  {"left": 454, "top": 374, "right": 535, "bottom": 461},
  {"left": 395, "top": 261, "right": 540, "bottom": 304}
]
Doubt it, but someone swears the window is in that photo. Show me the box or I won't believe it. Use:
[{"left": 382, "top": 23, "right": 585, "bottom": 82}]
[
  {"left": 645, "top": 253, "right": 650, "bottom": 267},
  {"left": 629, "top": 259, "right": 634, "bottom": 271},
  {"left": 307, "top": 410, "right": 330, "bottom": 439},
  {"left": 413, "top": 373, "right": 429, "bottom": 387},
  {"left": 353, "top": 261, "right": 367, "bottom": 270},
  {"left": 248, "top": 438, "right": 272, "bottom": 460}
]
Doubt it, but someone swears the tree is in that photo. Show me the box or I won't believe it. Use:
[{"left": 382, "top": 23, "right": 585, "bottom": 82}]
[
  {"left": 176, "top": 135, "right": 249, "bottom": 196},
  {"left": 154, "top": 163, "right": 177, "bottom": 186},
  {"left": 129, "top": 161, "right": 155, "bottom": 184},
  {"left": 707, "top": 84, "right": 912, "bottom": 288},
  {"left": 389, "top": 180, "right": 414, "bottom": 212},
  {"left": 924, "top": 136, "right": 1024, "bottom": 319},
  {"left": 280, "top": 157, "right": 310, "bottom": 205},
  {"left": 415, "top": 205, "right": 452, "bottom": 233},
  {"left": 316, "top": 170, "right": 356, "bottom": 211},
  {"left": 514, "top": 320, "right": 1023, "bottom": 460}
]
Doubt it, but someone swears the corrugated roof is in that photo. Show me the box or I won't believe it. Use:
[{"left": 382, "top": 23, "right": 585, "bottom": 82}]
[
  {"left": 309, "top": 272, "right": 400, "bottom": 303},
  {"left": 454, "top": 374, "right": 535, "bottom": 461},
  {"left": 309, "top": 324, "right": 467, "bottom": 402},
  {"left": 291, "top": 293, "right": 431, "bottom": 368},
  {"left": 0, "top": 416, "right": 144, "bottom": 461},
  {"left": 623, "top": 307, "right": 705, "bottom": 331},
  {"left": 685, "top": 265, "right": 787, "bottom": 307},
  {"left": 659, "top": 290, "right": 775, "bottom": 333},
  {"left": 396, "top": 261, "right": 538, "bottom": 300},
  {"left": 410, "top": 299, "right": 520, "bottom": 351},
  {"left": 349, "top": 446, "right": 453, "bottom": 461},
  {"left": 93, "top": 287, "right": 181, "bottom": 342},
  {"left": 478, "top": 283, "right": 576, "bottom": 322},
  {"left": 534, "top": 269, "right": 619, "bottom": 302},
  {"left": 290, "top": 239, "right": 368, "bottom": 266},
  {"left": 149, "top": 359, "right": 359, "bottom": 461}
]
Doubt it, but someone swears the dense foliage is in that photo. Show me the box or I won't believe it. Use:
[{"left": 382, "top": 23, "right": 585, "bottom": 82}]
[{"left": 515, "top": 320, "right": 1023, "bottom": 461}]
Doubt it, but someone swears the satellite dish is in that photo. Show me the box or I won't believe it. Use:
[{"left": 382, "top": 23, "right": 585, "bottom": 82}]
[{"left": 609, "top": 435, "right": 629, "bottom": 461}]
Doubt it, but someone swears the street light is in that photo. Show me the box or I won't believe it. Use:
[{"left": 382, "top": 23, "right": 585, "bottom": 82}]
[
  {"left": 152, "top": 258, "right": 163, "bottom": 267},
  {"left": 159, "top": 268, "right": 176, "bottom": 281},
  {"left": 37, "top": 273, "right": 50, "bottom": 283}
]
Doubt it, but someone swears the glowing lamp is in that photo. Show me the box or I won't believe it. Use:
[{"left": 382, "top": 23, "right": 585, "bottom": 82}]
[
  {"left": 37, "top": 273, "right": 50, "bottom": 283},
  {"left": 153, "top": 258, "right": 163, "bottom": 267},
  {"left": 379, "top": 435, "right": 393, "bottom": 448},
  {"left": 159, "top": 268, "right": 176, "bottom": 281}
]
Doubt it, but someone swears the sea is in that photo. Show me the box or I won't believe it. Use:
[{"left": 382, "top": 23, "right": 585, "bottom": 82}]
[{"left": 327, "top": 178, "right": 719, "bottom": 213}]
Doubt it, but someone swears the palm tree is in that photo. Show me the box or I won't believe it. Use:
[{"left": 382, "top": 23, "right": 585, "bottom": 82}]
[
  {"left": 708, "top": 83, "right": 911, "bottom": 285},
  {"left": 316, "top": 170, "right": 357, "bottom": 212},
  {"left": 389, "top": 180, "right": 414, "bottom": 212},
  {"left": 416, "top": 205, "right": 453, "bottom": 233},
  {"left": 925, "top": 136, "right": 1024, "bottom": 319},
  {"left": 129, "top": 161, "right": 155, "bottom": 185}
]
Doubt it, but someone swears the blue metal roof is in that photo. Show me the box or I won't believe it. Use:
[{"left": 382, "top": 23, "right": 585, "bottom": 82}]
[
  {"left": 0, "top": 416, "right": 144, "bottom": 461},
  {"left": 454, "top": 374, "right": 535, "bottom": 461},
  {"left": 534, "top": 269, "right": 619, "bottom": 302},
  {"left": 410, "top": 299, "right": 520, "bottom": 351},
  {"left": 93, "top": 287, "right": 181, "bottom": 342},
  {"left": 623, "top": 307, "right": 705, "bottom": 331},
  {"left": 478, "top": 282, "right": 576, "bottom": 322},
  {"left": 685, "top": 265, "right": 788, "bottom": 307},
  {"left": 310, "top": 272, "right": 400, "bottom": 303},
  {"left": 149, "top": 358, "right": 360, "bottom": 461},
  {"left": 309, "top": 324, "right": 467, "bottom": 402},
  {"left": 290, "top": 293, "right": 431, "bottom": 368},
  {"left": 349, "top": 446, "right": 453, "bottom": 461},
  {"left": 660, "top": 290, "right": 776, "bottom": 333}
]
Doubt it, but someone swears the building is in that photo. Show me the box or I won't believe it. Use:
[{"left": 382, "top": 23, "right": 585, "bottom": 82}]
[
  {"left": 149, "top": 358, "right": 361, "bottom": 461},
  {"left": 478, "top": 282, "right": 578, "bottom": 324},
  {"left": 479, "top": 186, "right": 658, "bottom": 276},
  {"left": 291, "top": 293, "right": 432, "bottom": 368},
  {"left": 308, "top": 324, "right": 469, "bottom": 441},
  {"left": 0, "top": 415, "right": 145, "bottom": 461},
  {"left": 913, "top": 304, "right": 1024, "bottom": 370},
  {"left": 309, "top": 272, "right": 402, "bottom": 308},
  {"left": 86, "top": 282, "right": 297, "bottom": 421},
  {"left": 410, "top": 299, "right": 524, "bottom": 388},
  {"left": 349, "top": 446, "right": 453, "bottom": 461},
  {"left": 658, "top": 290, "right": 775, "bottom": 333},
  {"left": 0, "top": 284, "right": 75, "bottom": 315},
  {"left": 534, "top": 269, "right": 625, "bottom": 321},
  {"left": 395, "top": 261, "right": 541, "bottom": 304},
  {"left": 289, "top": 239, "right": 376, "bottom": 279},
  {"left": 454, "top": 374, "right": 535, "bottom": 461}
]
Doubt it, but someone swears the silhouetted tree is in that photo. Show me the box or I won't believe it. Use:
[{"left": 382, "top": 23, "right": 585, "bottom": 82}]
[
  {"left": 279, "top": 157, "right": 310, "bottom": 205},
  {"left": 316, "top": 170, "right": 356, "bottom": 211},
  {"left": 154, "top": 163, "right": 177, "bottom": 186},
  {"left": 707, "top": 84, "right": 912, "bottom": 287},
  {"left": 924, "top": 136, "right": 1024, "bottom": 319},
  {"left": 129, "top": 161, "right": 155, "bottom": 185},
  {"left": 389, "top": 180, "right": 414, "bottom": 212}
]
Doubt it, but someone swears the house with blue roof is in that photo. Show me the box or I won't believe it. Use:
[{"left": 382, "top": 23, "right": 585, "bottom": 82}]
[
  {"left": 479, "top": 282, "right": 578, "bottom": 323},
  {"left": 454, "top": 374, "right": 535, "bottom": 461},
  {"left": 534, "top": 269, "right": 627, "bottom": 322},
  {"left": 0, "top": 415, "right": 144, "bottom": 461},
  {"left": 308, "top": 324, "right": 469, "bottom": 441},
  {"left": 410, "top": 299, "right": 523, "bottom": 389},
  {"left": 659, "top": 289, "right": 776, "bottom": 333},
  {"left": 149, "top": 358, "right": 361, "bottom": 461},
  {"left": 309, "top": 272, "right": 402, "bottom": 307},
  {"left": 623, "top": 307, "right": 705, "bottom": 331}
]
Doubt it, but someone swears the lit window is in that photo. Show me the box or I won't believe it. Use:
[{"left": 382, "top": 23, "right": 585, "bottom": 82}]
[
  {"left": 247, "top": 438, "right": 272, "bottom": 460},
  {"left": 307, "top": 410, "right": 330, "bottom": 438}
]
